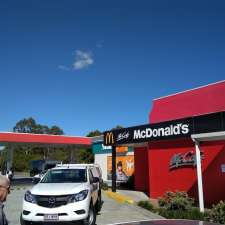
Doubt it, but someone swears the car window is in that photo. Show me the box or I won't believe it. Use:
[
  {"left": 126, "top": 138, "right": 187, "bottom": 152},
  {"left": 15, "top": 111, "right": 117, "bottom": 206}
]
[
  {"left": 41, "top": 169, "right": 87, "bottom": 183},
  {"left": 91, "top": 168, "right": 98, "bottom": 178},
  {"left": 96, "top": 167, "right": 102, "bottom": 177}
]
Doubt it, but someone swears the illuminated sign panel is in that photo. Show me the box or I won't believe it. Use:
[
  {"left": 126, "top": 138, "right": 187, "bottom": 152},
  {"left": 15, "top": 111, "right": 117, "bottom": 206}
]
[{"left": 104, "top": 111, "right": 225, "bottom": 146}]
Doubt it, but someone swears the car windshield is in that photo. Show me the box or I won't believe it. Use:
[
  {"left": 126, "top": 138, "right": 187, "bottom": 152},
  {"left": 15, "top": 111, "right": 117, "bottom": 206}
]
[{"left": 41, "top": 169, "right": 87, "bottom": 183}]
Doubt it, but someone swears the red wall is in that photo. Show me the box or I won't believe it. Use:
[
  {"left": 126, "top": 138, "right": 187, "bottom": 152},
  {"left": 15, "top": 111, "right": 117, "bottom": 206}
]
[
  {"left": 148, "top": 139, "right": 225, "bottom": 206},
  {"left": 150, "top": 81, "right": 225, "bottom": 123},
  {"left": 189, "top": 141, "right": 225, "bottom": 206},
  {"left": 134, "top": 81, "right": 225, "bottom": 205},
  {"left": 134, "top": 147, "right": 149, "bottom": 193}
]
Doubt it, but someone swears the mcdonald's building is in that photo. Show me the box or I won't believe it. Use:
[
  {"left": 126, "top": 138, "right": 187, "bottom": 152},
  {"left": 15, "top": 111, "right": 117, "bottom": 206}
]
[{"left": 101, "top": 80, "right": 225, "bottom": 206}]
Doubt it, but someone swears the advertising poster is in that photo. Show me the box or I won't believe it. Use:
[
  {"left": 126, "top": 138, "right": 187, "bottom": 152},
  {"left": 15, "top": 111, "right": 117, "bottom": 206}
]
[{"left": 107, "top": 155, "right": 134, "bottom": 182}]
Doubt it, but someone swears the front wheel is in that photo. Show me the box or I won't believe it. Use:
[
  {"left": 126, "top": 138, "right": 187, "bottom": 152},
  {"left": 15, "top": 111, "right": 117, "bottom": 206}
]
[
  {"left": 83, "top": 203, "right": 96, "bottom": 225},
  {"left": 20, "top": 214, "right": 31, "bottom": 225}
]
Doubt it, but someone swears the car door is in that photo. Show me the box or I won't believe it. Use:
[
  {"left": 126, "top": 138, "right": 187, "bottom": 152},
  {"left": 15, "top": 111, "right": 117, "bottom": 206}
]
[
  {"left": 95, "top": 166, "right": 103, "bottom": 187},
  {"left": 88, "top": 169, "right": 98, "bottom": 204},
  {"left": 91, "top": 167, "right": 100, "bottom": 190}
]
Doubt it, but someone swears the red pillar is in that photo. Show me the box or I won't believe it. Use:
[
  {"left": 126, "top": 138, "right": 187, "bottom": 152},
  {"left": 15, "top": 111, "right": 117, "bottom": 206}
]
[{"left": 134, "top": 147, "right": 149, "bottom": 194}]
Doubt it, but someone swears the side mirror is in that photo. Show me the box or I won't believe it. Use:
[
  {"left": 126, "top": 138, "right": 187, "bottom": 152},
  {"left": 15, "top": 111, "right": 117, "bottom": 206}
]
[
  {"left": 92, "top": 177, "right": 99, "bottom": 183},
  {"left": 33, "top": 177, "right": 41, "bottom": 184}
]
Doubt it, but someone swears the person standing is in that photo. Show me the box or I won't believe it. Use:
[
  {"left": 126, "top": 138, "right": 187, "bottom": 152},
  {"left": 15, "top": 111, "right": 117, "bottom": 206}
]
[
  {"left": 116, "top": 161, "right": 128, "bottom": 182},
  {"left": 0, "top": 175, "right": 10, "bottom": 225}
]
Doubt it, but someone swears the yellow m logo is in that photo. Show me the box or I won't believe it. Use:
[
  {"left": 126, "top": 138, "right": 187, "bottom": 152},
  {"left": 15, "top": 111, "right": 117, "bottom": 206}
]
[{"left": 105, "top": 132, "right": 115, "bottom": 145}]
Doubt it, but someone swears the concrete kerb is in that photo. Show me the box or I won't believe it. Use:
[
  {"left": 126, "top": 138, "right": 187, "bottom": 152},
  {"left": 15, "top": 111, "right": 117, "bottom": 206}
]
[
  {"left": 104, "top": 190, "right": 134, "bottom": 204},
  {"left": 104, "top": 190, "right": 158, "bottom": 205},
  {"left": 104, "top": 190, "right": 156, "bottom": 205},
  {"left": 103, "top": 190, "right": 164, "bottom": 220}
]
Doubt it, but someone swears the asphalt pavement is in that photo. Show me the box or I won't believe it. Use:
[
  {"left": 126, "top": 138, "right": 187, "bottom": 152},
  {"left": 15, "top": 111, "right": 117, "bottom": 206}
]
[{"left": 5, "top": 185, "right": 162, "bottom": 225}]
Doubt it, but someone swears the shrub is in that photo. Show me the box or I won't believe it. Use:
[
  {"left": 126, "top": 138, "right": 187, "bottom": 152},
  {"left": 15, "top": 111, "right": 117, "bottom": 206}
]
[
  {"left": 102, "top": 182, "right": 109, "bottom": 190},
  {"left": 157, "top": 207, "right": 204, "bottom": 220},
  {"left": 158, "top": 191, "right": 194, "bottom": 211},
  {"left": 138, "top": 201, "right": 154, "bottom": 211},
  {"left": 206, "top": 201, "right": 225, "bottom": 224}
]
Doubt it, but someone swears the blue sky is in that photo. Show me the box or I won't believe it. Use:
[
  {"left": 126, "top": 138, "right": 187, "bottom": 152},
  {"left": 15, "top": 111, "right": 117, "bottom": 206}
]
[{"left": 1, "top": 0, "right": 225, "bottom": 136}]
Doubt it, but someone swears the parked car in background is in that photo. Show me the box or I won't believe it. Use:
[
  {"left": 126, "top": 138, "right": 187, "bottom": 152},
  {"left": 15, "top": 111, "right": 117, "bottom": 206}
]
[
  {"left": 30, "top": 160, "right": 61, "bottom": 177},
  {"left": 21, "top": 164, "right": 102, "bottom": 225},
  {"left": 32, "top": 170, "right": 47, "bottom": 184}
]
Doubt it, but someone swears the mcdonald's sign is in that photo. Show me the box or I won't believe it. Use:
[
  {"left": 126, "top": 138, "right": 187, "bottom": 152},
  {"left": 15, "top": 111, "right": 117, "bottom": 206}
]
[
  {"left": 103, "top": 111, "right": 225, "bottom": 146},
  {"left": 104, "top": 132, "right": 115, "bottom": 146}
]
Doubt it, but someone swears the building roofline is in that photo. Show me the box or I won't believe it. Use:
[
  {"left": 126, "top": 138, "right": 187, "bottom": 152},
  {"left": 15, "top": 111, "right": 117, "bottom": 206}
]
[{"left": 153, "top": 80, "right": 225, "bottom": 101}]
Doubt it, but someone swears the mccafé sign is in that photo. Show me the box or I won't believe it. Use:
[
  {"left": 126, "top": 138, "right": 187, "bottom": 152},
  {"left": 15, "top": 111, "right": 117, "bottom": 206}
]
[
  {"left": 169, "top": 150, "right": 204, "bottom": 169},
  {"left": 104, "top": 111, "right": 225, "bottom": 146}
]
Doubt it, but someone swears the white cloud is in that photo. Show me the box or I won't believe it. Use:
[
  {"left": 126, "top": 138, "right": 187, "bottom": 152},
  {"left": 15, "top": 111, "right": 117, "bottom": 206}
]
[
  {"left": 96, "top": 40, "right": 104, "bottom": 48},
  {"left": 73, "top": 50, "right": 94, "bottom": 70},
  {"left": 58, "top": 65, "right": 70, "bottom": 71},
  {"left": 96, "top": 43, "right": 103, "bottom": 48}
]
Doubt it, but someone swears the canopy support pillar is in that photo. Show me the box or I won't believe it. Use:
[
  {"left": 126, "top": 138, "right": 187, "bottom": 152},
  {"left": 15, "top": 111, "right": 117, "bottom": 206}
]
[
  {"left": 7, "top": 145, "right": 14, "bottom": 171},
  {"left": 194, "top": 140, "right": 205, "bottom": 212}
]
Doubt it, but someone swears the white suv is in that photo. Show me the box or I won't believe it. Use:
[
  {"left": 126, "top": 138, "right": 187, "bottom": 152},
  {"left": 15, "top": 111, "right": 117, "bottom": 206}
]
[{"left": 21, "top": 164, "right": 102, "bottom": 225}]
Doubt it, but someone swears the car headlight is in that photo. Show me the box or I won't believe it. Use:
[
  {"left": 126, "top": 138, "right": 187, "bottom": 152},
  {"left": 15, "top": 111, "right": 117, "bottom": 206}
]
[
  {"left": 24, "top": 191, "right": 37, "bottom": 204},
  {"left": 68, "top": 190, "right": 89, "bottom": 203}
]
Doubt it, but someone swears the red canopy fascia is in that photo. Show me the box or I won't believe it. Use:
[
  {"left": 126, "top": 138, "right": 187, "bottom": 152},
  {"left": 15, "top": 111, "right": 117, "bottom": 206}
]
[{"left": 0, "top": 132, "right": 92, "bottom": 147}]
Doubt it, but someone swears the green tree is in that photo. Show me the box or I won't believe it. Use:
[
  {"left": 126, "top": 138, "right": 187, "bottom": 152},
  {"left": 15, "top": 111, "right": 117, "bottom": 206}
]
[
  {"left": 86, "top": 130, "right": 102, "bottom": 137},
  {"left": 112, "top": 125, "right": 123, "bottom": 130},
  {"left": 48, "top": 126, "right": 64, "bottom": 135},
  {"left": 13, "top": 117, "right": 37, "bottom": 133},
  {"left": 77, "top": 148, "right": 94, "bottom": 163},
  {"left": 13, "top": 118, "right": 64, "bottom": 135}
]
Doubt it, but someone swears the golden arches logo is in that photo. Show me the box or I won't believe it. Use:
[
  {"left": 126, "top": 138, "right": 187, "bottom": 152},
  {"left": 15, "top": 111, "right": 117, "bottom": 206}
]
[{"left": 105, "top": 132, "right": 115, "bottom": 145}]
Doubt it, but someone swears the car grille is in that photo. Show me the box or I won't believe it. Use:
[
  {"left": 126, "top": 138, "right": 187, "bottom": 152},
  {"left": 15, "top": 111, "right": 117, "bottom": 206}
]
[{"left": 36, "top": 195, "right": 71, "bottom": 208}]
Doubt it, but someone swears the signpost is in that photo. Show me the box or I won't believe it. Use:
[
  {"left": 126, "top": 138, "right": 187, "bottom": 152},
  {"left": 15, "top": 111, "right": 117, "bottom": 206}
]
[{"left": 111, "top": 146, "right": 117, "bottom": 192}]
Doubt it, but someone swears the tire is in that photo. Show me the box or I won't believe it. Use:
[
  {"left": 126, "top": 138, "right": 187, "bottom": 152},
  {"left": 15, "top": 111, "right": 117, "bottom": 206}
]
[
  {"left": 95, "top": 191, "right": 102, "bottom": 213},
  {"left": 83, "top": 202, "right": 96, "bottom": 225},
  {"left": 20, "top": 214, "right": 31, "bottom": 225}
]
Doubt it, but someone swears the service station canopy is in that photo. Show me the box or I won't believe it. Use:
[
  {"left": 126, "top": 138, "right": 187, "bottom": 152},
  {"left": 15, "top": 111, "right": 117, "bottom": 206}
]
[{"left": 104, "top": 111, "right": 225, "bottom": 146}]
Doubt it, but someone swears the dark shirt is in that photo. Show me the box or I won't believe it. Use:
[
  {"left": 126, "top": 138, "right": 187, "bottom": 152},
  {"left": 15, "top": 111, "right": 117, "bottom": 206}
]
[{"left": 0, "top": 202, "right": 8, "bottom": 225}]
